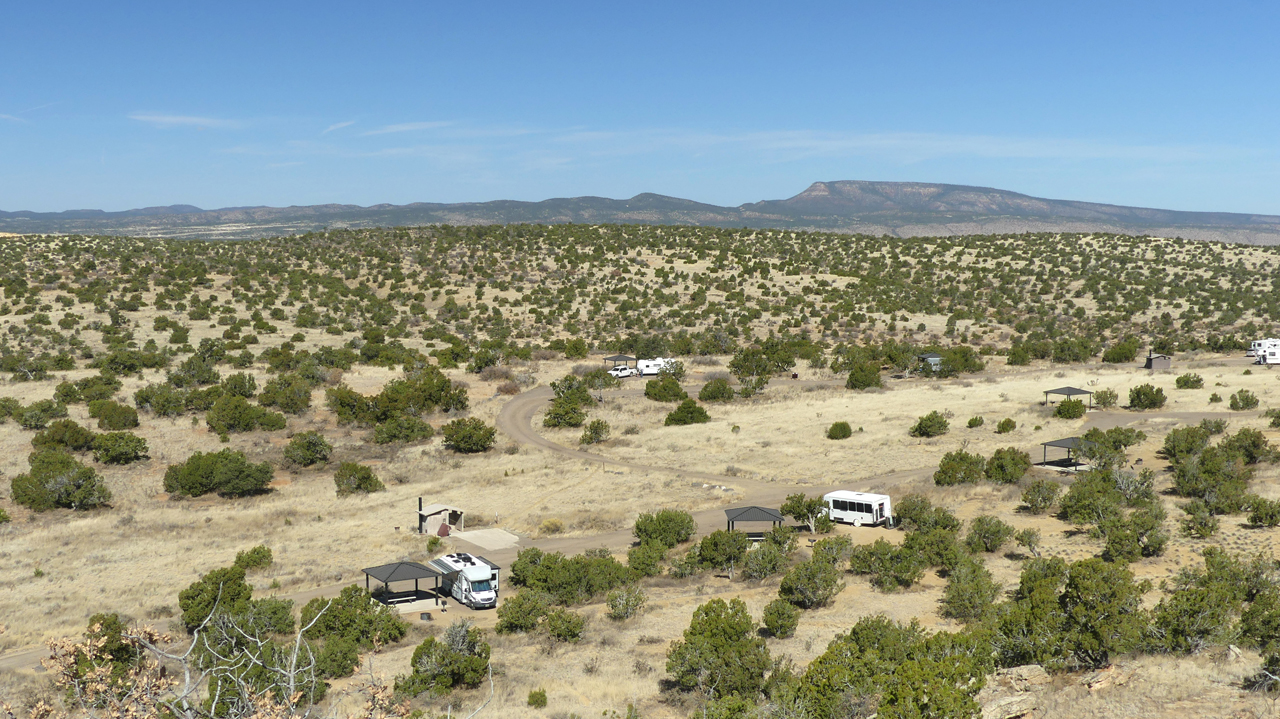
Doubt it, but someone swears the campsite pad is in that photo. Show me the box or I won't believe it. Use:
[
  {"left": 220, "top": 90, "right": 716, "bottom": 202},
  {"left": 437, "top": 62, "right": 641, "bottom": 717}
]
[{"left": 452, "top": 528, "right": 521, "bottom": 551}]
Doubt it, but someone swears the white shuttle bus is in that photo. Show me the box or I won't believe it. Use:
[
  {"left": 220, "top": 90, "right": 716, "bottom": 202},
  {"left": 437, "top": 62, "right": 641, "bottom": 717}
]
[{"left": 823, "top": 491, "right": 893, "bottom": 527}]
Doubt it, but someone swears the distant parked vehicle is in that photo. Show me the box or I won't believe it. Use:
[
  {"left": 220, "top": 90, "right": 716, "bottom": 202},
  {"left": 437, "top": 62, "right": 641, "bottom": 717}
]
[
  {"left": 1255, "top": 339, "right": 1280, "bottom": 364},
  {"left": 608, "top": 366, "right": 638, "bottom": 378},
  {"left": 1251, "top": 338, "right": 1280, "bottom": 358},
  {"left": 636, "top": 357, "right": 676, "bottom": 376},
  {"left": 822, "top": 490, "right": 893, "bottom": 527},
  {"left": 427, "top": 552, "right": 499, "bottom": 609}
]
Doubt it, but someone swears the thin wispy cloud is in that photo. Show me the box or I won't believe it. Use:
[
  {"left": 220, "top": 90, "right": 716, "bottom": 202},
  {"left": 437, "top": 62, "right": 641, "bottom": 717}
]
[
  {"left": 0, "top": 114, "right": 28, "bottom": 123},
  {"left": 360, "top": 121, "right": 451, "bottom": 136},
  {"left": 322, "top": 120, "right": 355, "bottom": 134},
  {"left": 129, "top": 113, "right": 242, "bottom": 129}
]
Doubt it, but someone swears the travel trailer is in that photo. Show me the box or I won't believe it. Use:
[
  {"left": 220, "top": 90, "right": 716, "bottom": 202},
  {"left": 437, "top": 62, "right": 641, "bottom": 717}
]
[
  {"left": 1251, "top": 339, "right": 1280, "bottom": 358},
  {"left": 1256, "top": 340, "right": 1280, "bottom": 365},
  {"left": 822, "top": 491, "right": 893, "bottom": 527},
  {"left": 427, "top": 553, "right": 499, "bottom": 609},
  {"left": 637, "top": 357, "right": 677, "bottom": 376}
]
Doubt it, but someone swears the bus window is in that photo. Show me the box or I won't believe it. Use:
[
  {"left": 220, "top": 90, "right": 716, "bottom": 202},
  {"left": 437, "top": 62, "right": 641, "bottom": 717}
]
[{"left": 833, "top": 499, "right": 848, "bottom": 511}]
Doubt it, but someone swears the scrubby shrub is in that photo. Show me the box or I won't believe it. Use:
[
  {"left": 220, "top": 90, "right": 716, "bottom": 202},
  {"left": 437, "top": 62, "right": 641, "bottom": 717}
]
[
  {"left": 1249, "top": 497, "right": 1280, "bottom": 528},
  {"left": 934, "top": 449, "right": 985, "bottom": 486},
  {"left": 644, "top": 375, "right": 687, "bottom": 402},
  {"left": 1182, "top": 501, "right": 1219, "bottom": 538},
  {"left": 909, "top": 411, "right": 948, "bottom": 438},
  {"left": 221, "top": 373, "right": 258, "bottom": 398},
  {"left": 967, "top": 416, "right": 984, "bottom": 428},
  {"left": 234, "top": 545, "right": 274, "bottom": 571},
  {"left": 544, "top": 607, "right": 585, "bottom": 642},
  {"left": 1054, "top": 398, "right": 1086, "bottom": 419},
  {"left": 665, "top": 399, "right": 710, "bottom": 426},
  {"left": 163, "top": 449, "right": 273, "bottom": 498},
  {"left": 902, "top": 528, "right": 966, "bottom": 572},
  {"left": 578, "top": 418, "right": 610, "bottom": 445},
  {"left": 606, "top": 585, "right": 647, "bottom": 622},
  {"left": 1021, "top": 479, "right": 1061, "bottom": 514},
  {"left": 827, "top": 421, "right": 853, "bottom": 440},
  {"left": 965, "top": 515, "right": 1015, "bottom": 553},
  {"left": 1230, "top": 389, "right": 1260, "bottom": 411},
  {"left": 940, "top": 556, "right": 1000, "bottom": 623},
  {"left": 300, "top": 584, "right": 408, "bottom": 648},
  {"left": 178, "top": 566, "right": 252, "bottom": 631},
  {"left": 762, "top": 598, "right": 800, "bottom": 638},
  {"left": 258, "top": 374, "right": 314, "bottom": 414},
  {"left": 168, "top": 355, "right": 221, "bottom": 388},
  {"left": 666, "top": 598, "right": 770, "bottom": 700},
  {"left": 698, "top": 378, "right": 734, "bottom": 402},
  {"left": 284, "top": 430, "right": 333, "bottom": 467},
  {"left": 1176, "top": 373, "right": 1204, "bottom": 390},
  {"left": 32, "top": 419, "right": 97, "bottom": 452},
  {"left": 18, "top": 399, "right": 69, "bottom": 430},
  {"left": 133, "top": 383, "right": 186, "bottom": 417},
  {"left": 849, "top": 538, "right": 924, "bottom": 591},
  {"left": 1209, "top": 392, "right": 1223, "bottom": 404},
  {"left": 1160, "top": 425, "right": 1211, "bottom": 463},
  {"left": 627, "top": 541, "right": 666, "bottom": 577},
  {"left": 528, "top": 689, "right": 548, "bottom": 708},
  {"left": 698, "top": 530, "right": 751, "bottom": 575},
  {"left": 334, "top": 462, "right": 384, "bottom": 496},
  {"left": 1102, "top": 339, "right": 1140, "bottom": 364},
  {"left": 55, "top": 374, "right": 122, "bottom": 404},
  {"left": 1201, "top": 417, "right": 1228, "bottom": 435},
  {"left": 995, "top": 417, "right": 1017, "bottom": 434},
  {"left": 496, "top": 589, "right": 551, "bottom": 633},
  {"left": 441, "top": 417, "right": 497, "bottom": 453},
  {"left": 741, "top": 542, "right": 787, "bottom": 580},
  {"left": 206, "top": 395, "right": 285, "bottom": 437},
  {"left": 542, "top": 396, "right": 587, "bottom": 428},
  {"left": 1094, "top": 388, "right": 1118, "bottom": 409},
  {"left": 779, "top": 559, "right": 845, "bottom": 608},
  {"left": 1101, "top": 506, "right": 1168, "bottom": 561},
  {"left": 90, "top": 400, "right": 139, "bottom": 430},
  {"left": 894, "top": 494, "right": 962, "bottom": 533},
  {"left": 508, "top": 547, "right": 634, "bottom": 605},
  {"left": 373, "top": 415, "right": 435, "bottom": 444},
  {"left": 986, "top": 447, "right": 1032, "bottom": 484},
  {"left": 1129, "top": 384, "right": 1166, "bottom": 410},
  {"left": 634, "top": 508, "right": 696, "bottom": 548},
  {"left": 396, "top": 621, "right": 490, "bottom": 696},
  {"left": 92, "top": 432, "right": 149, "bottom": 465},
  {"left": 11, "top": 449, "right": 112, "bottom": 511},
  {"left": 0, "top": 507, "right": 8, "bottom": 524},
  {"left": 845, "top": 362, "right": 883, "bottom": 390}
]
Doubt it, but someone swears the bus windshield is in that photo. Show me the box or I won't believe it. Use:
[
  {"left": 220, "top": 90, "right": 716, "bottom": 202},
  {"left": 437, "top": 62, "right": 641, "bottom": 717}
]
[{"left": 470, "top": 580, "right": 492, "bottom": 593}]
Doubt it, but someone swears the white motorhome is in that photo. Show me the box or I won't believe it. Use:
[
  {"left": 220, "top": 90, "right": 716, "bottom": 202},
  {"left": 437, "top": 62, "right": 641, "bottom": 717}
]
[
  {"left": 427, "top": 553, "right": 499, "bottom": 609},
  {"left": 637, "top": 357, "right": 676, "bottom": 376},
  {"left": 1257, "top": 340, "right": 1280, "bottom": 365},
  {"left": 822, "top": 491, "right": 893, "bottom": 527},
  {"left": 1252, "top": 339, "right": 1280, "bottom": 358}
]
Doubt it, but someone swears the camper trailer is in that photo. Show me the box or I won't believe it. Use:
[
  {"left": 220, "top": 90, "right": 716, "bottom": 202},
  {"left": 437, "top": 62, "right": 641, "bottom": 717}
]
[
  {"left": 1252, "top": 339, "right": 1280, "bottom": 358},
  {"left": 1257, "top": 340, "right": 1280, "bottom": 365},
  {"left": 822, "top": 491, "right": 893, "bottom": 527},
  {"left": 427, "top": 553, "right": 499, "bottom": 609},
  {"left": 637, "top": 358, "right": 676, "bottom": 376}
]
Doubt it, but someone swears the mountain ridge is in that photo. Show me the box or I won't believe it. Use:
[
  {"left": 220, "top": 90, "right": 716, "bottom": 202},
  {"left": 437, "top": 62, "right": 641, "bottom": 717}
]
[{"left": 5, "top": 180, "right": 1280, "bottom": 244}]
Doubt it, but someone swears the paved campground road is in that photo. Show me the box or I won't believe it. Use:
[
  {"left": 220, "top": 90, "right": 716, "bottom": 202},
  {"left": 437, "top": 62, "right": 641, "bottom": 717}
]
[{"left": 0, "top": 377, "right": 1199, "bottom": 673}]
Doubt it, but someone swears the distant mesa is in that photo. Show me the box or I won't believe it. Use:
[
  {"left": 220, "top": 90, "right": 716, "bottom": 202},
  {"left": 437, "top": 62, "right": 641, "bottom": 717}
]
[{"left": 4, "top": 180, "right": 1280, "bottom": 244}]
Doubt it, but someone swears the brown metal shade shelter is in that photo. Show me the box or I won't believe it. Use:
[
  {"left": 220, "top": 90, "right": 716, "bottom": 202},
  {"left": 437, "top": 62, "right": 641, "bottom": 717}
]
[
  {"left": 362, "top": 561, "right": 442, "bottom": 605},
  {"left": 1039, "top": 436, "right": 1098, "bottom": 468},
  {"left": 1043, "top": 386, "right": 1093, "bottom": 410},
  {"left": 603, "top": 354, "right": 636, "bottom": 368},
  {"left": 724, "top": 506, "right": 785, "bottom": 532}
]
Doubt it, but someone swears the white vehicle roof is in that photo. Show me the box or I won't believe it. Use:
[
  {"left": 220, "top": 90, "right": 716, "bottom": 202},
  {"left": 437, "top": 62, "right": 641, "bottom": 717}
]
[
  {"left": 433, "top": 553, "right": 496, "bottom": 581},
  {"left": 823, "top": 490, "right": 891, "bottom": 502}
]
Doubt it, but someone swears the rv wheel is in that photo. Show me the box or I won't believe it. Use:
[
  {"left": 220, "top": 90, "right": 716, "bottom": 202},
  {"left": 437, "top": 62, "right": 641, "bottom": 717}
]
[{"left": 853, "top": 519, "right": 863, "bottom": 528}]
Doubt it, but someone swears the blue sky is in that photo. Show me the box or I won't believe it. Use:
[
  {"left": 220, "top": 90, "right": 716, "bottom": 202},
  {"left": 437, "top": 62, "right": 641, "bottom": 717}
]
[{"left": 3, "top": 2, "right": 1278, "bottom": 213}]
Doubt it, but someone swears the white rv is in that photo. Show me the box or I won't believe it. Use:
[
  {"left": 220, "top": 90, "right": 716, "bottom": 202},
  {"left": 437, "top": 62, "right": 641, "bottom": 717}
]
[
  {"left": 822, "top": 491, "right": 893, "bottom": 527},
  {"left": 1252, "top": 339, "right": 1280, "bottom": 359},
  {"left": 427, "top": 553, "right": 499, "bottom": 609},
  {"left": 1257, "top": 340, "right": 1280, "bottom": 365},
  {"left": 637, "top": 357, "right": 676, "bottom": 376}
]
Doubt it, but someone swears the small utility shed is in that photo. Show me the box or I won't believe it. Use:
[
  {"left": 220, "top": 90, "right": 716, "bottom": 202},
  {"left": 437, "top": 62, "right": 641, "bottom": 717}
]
[
  {"left": 362, "top": 561, "right": 442, "bottom": 605},
  {"left": 1039, "top": 437, "right": 1096, "bottom": 469},
  {"left": 1144, "top": 351, "right": 1172, "bottom": 370},
  {"left": 418, "top": 499, "right": 465, "bottom": 536},
  {"left": 1043, "top": 386, "right": 1093, "bottom": 410},
  {"left": 918, "top": 352, "right": 943, "bottom": 371},
  {"left": 725, "top": 506, "right": 785, "bottom": 535},
  {"left": 603, "top": 354, "right": 636, "bottom": 369}
]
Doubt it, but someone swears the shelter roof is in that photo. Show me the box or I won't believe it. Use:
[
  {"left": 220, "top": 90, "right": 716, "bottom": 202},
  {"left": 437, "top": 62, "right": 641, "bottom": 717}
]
[
  {"left": 1044, "top": 386, "right": 1093, "bottom": 397},
  {"left": 418, "top": 503, "right": 464, "bottom": 516},
  {"left": 918, "top": 352, "right": 943, "bottom": 359},
  {"left": 603, "top": 354, "right": 635, "bottom": 362},
  {"left": 724, "top": 506, "right": 785, "bottom": 523},
  {"left": 362, "top": 561, "right": 441, "bottom": 584},
  {"left": 1040, "top": 437, "right": 1097, "bottom": 450}
]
